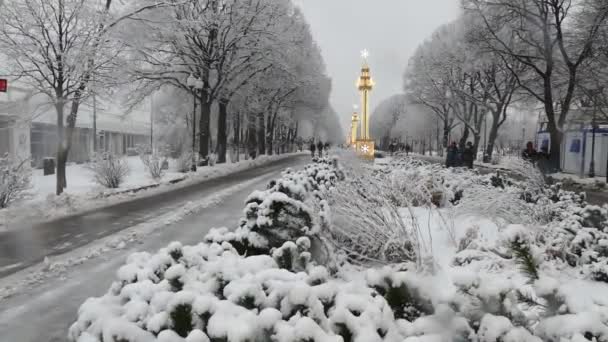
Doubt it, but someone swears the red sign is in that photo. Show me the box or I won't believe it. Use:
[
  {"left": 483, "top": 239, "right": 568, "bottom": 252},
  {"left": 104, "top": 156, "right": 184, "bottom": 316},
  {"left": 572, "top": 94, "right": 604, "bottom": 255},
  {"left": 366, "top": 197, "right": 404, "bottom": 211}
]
[{"left": 0, "top": 79, "right": 6, "bottom": 93}]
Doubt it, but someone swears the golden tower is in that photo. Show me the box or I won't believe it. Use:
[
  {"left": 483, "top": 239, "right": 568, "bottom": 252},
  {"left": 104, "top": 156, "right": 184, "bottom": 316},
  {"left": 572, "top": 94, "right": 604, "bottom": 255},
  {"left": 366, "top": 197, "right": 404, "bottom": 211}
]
[{"left": 356, "top": 49, "right": 375, "bottom": 159}]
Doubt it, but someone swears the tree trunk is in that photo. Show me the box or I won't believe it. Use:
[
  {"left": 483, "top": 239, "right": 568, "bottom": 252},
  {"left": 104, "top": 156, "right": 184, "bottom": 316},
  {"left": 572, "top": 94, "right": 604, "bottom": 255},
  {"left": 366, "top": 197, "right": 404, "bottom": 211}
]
[
  {"left": 234, "top": 112, "right": 240, "bottom": 163},
  {"left": 55, "top": 100, "right": 66, "bottom": 195},
  {"left": 247, "top": 113, "right": 257, "bottom": 159},
  {"left": 485, "top": 117, "right": 500, "bottom": 162},
  {"left": 257, "top": 112, "right": 266, "bottom": 156},
  {"left": 443, "top": 117, "right": 450, "bottom": 148},
  {"left": 473, "top": 134, "right": 481, "bottom": 159},
  {"left": 459, "top": 127, "right": 470, "bottom": 150},
  {"left": 199, "top": 91, "right": 211, "bottom": 166},
  {"left": 217, "top": 99, "right": 228, "bottom": 164}
]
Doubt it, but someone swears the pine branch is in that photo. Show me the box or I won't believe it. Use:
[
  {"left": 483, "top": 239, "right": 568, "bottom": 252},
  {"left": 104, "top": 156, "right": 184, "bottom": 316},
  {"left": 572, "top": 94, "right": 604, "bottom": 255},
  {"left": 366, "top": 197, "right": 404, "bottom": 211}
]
[{"left": 509, "top": 237, "right": 539, "bottom": 282}]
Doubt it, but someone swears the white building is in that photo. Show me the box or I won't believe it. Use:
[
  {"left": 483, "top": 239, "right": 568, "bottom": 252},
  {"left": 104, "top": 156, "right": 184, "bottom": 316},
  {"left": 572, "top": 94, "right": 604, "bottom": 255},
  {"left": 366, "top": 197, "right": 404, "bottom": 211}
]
[
  {"left": 537, "top": 119, "right": 608, "bottom": 177},
  {"left": 0, "top": 81, "right": 151, "bottom": 167}
]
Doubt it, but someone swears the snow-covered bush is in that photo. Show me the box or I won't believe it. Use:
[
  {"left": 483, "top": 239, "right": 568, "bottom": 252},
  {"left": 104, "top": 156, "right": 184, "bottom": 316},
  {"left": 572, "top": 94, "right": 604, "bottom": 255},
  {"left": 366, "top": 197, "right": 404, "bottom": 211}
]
[
  {"left": 71, "top": 157, "right": 608, "bottom": 342},
  {"left": 142, "top": 154, "right": 166, "bottom": 181},
  {"left": 206, "top": 159, "right": 341, "bottom": 258},
  {"left": 87, "top": 153, "right": 130, "bottom": 189},
  {"left": 0, "top": 154, "right": 31, "bottom": 208},
  {"left": 69, "top": 238, "right": 411, "bottom": 342},
  {"left": 177, "top": 152, "right": 194, "bottom": 173},
  {"left": 322, "top": 167, "right": 418, "bottom": 266},
  {"left": 208, "top": 153, "right": 217, "bottom": 167},
  {"left": 138, "top": 146, "right": 166, "bottom": 181}
]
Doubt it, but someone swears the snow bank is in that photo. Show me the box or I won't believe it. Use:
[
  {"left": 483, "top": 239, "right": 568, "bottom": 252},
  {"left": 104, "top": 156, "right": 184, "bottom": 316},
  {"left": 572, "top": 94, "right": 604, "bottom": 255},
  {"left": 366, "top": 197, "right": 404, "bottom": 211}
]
[
  {"left": 69, "top": 156, "right": 608, "bottom": 342},
  {"left": 0, "top": 153, "right": 303, "bottom": 231}
]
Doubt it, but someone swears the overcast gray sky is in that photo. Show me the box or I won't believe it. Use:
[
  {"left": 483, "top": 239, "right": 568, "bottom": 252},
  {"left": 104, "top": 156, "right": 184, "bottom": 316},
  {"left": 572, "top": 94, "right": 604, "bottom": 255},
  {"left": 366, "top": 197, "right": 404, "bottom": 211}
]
[{"left": 297, "top": 0, "right": 460, "bottom": 131}]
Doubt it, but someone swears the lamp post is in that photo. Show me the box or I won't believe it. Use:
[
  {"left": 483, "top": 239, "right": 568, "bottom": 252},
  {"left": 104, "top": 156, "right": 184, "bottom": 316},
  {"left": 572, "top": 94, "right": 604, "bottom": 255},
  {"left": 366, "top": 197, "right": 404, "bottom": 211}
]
[
  {"left": 187, "top": 74, "right": 204, "bottom": 172},
  {"left": 589, "top": 89, "right": 599, "bottom": 178}
]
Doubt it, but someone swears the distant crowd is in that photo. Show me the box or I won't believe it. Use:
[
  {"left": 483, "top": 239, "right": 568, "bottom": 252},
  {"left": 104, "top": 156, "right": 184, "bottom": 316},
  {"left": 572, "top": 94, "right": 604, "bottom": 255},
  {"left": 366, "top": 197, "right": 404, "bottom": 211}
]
[
  {"left": 309, "top": 140, "right": 331, "bottom": 158},
  {"left": 445, "top": 141, "right": 475, "bottom": 169}
]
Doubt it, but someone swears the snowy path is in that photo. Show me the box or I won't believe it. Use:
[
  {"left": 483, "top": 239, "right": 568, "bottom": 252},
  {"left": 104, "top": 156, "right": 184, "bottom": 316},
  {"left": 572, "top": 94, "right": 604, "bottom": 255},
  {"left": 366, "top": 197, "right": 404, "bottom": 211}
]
[
  {"left": 0, "top": 155, "right": 308, "bottom": 342},
  {"left": 0, "top": 155, "right": 307, "bottom": 278}
]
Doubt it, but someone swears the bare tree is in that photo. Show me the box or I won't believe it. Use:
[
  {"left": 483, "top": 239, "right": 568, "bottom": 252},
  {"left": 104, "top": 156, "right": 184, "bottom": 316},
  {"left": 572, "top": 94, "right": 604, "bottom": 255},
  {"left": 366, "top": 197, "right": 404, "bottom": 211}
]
[
  {"left": 0, "top": 0, "right": 167, "bottom": 194},
  {"left": 465, "top": 0, "right": 608, "bottom": 169}
]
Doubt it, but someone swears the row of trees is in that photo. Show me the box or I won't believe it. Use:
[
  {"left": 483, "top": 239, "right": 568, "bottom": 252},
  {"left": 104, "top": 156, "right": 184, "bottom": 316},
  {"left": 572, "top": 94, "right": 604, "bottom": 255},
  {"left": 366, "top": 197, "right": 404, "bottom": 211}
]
[
  {"left": 0, "top": 0, "right": 340, "bottom": 195},
  {"left": 403, "top": 0, "right": 608, "bottom": 166}
]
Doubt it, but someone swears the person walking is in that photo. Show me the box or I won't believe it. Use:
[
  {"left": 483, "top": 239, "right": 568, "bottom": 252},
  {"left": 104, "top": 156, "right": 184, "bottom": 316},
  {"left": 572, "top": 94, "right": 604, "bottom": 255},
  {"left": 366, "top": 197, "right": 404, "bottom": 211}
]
[
  {"left": 310, "top": 141, "right": 316, "bottom": 158},
  {"left": 522, "top": 141, "right": 537, "bottom": 161},
  {"left": 405, "top": 144, "right": 411, "bottom": 156},
  {"left": 462, "top": 141, "right": 474, "bottom": 169},
  {"left": 446, "top": 141, "right": 458, "bottom": 167},
  {"left": 317, "top": 141, "right": 324, "bottom": 158}
]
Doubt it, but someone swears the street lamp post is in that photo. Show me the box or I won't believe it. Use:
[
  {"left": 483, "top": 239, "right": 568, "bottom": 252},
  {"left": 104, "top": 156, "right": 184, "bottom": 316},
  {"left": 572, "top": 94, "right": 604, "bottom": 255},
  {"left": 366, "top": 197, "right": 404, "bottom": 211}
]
[
  {"left": 187, "top": 74, "right": 204, "bottom": 172},
  {"left": 589, "top": 91, "right": 598, "bottom": 178}
]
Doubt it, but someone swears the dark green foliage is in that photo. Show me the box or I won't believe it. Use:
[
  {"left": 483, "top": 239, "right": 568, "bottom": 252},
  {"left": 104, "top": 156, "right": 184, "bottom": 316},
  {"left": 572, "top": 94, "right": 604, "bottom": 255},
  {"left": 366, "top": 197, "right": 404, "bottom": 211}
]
[
  {"left": 377, "top": 277, "right": 433, "bottom": 321},
  {"left": 285, "top": 304, "right": 309, "bottom": 319},
  {"left": 491, "top": 173, "right": 505, "bottom": 189},
  {"left": 210, "top": 337, "right": 228, "bottom": 342},
  {"left": 591, "top": 267, "right": 608, "bottom": 283},
  {"left": 516, "top": 288, "right": 567, "bottom": 318},
  {"left": 226, "top": 238, "right": 269, "bottom": 257},
  {"left": 169, "top": 249, "right": 182, "bottom": 262},
  {"left": 170, "top": 303, "right": 193, "bottom": 338},
  {"left": 198, "top": 311, "right": 212, "bottom": 332},
  {"left": 450, "top": 189, "right": 464, "bottom": 205},
  {"left": 509, "top": 236, "right": 539, "bottom": 282},
  {"left": 333, "top": 323, "right": 353, "bottom": 342},
  {"left": 214, "top": 277, "right": 228, "bottom": 300},
  {"left": 169, "top": 277, "right": 183, "bottom": 292},
  {"left": 237, "top": 295, "right": 258, "bottom": 310},
  {"left": 581, "top": 207, "right": 608, "bottom": 231},
  {"left": 321, "top": 295, "right": 336, "bottom": 317},
  {"left": 275, "top": 248, "right": 294, "bottom": 270}
]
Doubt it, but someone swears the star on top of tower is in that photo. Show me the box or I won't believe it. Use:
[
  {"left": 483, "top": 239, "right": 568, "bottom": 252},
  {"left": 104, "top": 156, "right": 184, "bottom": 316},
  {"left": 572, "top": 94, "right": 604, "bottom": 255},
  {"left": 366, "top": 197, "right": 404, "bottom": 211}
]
[{"left": 361, "top": 49, "right": 369, "bottom": 61}]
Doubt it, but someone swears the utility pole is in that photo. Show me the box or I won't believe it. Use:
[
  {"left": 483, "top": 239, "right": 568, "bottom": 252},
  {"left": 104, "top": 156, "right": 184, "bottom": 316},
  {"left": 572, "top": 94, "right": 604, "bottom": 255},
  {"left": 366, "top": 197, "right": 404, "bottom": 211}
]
[
  {"left": 150, "top": 94, "right": 154, "bottom": 152},
  {"left": 93, "top": 91, "right": 97, "bottom": 153},
  {"left": 483, "top": 112, "right": 488, "bottom": 162},
  {"left": 590, "top": 91, "right": 598, "bottom": 178}
]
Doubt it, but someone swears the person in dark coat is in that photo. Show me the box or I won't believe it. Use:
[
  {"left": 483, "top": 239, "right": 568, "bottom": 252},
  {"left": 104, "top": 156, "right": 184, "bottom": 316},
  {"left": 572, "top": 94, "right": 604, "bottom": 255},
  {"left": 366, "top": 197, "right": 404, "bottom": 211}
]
[
  {"left": 446, "top": 142, "right": 458, "bottom": 167},
  {"left": 310, "top": 141, "right": 316, "bottom": 158},
  {"left": 317, "top": 141, "right": 324, "bottom": 158},
  {"left": 462, "top": 141, "right": 474, "bottom": 169},
  {"left": 405, "top": 144, "right": 411, "bottom": 156},
  {"left": 522, "top": 141, "right": 537, "bottom": 161}
]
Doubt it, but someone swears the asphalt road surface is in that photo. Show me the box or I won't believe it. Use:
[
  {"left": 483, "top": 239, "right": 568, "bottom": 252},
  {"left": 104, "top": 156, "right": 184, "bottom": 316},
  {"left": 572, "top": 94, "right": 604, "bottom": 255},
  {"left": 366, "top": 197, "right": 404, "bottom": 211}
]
[{"left": 0, "top": 154, "right": 308, "bottom": 278}]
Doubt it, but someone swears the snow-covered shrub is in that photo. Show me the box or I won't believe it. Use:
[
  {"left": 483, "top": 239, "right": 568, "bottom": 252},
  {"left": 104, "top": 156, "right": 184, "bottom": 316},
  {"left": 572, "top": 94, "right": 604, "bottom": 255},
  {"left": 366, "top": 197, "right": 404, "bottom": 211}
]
[
  {"left": 206, "top": 160, "right": 341, "bottom": 258},
  {"left": 177, "top": 152, "right": 194, "bottom": 173},
  {"left": 69, "top": 239, "right": 409, "bottom": 342},
  {"left": 0, "top": 154, "right": 30, "bottom": 208},
  {"left": 87, "top": 153, "right": 130, "bottom": 189},
  {"left": 323, "top": 171, "right": 418, "bottom": 265},
  {"left": 208, "top": 153, "right": 217, "bottom": 167},
  {"left": 139, "top": 149, "right": 166, "bottom": 181}
]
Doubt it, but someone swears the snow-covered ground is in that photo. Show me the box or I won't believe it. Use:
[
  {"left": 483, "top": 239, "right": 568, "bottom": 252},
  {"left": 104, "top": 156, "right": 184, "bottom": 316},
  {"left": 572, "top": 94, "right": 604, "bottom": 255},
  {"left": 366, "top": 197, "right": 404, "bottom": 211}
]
[
  {"left": 0, "top": 162, "right": 296, "bottom": 341},
  {"left": 0, "top": 153, "right": 305, "bottom": 232}
]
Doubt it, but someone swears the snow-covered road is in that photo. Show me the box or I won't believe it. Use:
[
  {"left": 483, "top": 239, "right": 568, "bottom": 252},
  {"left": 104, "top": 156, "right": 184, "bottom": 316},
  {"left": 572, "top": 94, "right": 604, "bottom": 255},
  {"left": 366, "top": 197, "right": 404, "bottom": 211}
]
[
  {"left": 0, "top": 155, "right": 308, "bottom": 342},
  {"left": 0, "top": 155, "right": 307, "bottom": 278}
]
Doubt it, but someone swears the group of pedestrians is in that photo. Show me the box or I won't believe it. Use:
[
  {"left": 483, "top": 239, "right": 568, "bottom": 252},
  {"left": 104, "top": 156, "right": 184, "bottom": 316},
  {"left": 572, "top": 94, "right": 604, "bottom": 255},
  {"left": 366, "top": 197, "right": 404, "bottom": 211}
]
[
  {"left": 446, "top": 141, "right": 475, "bottom": 169},
  {"left": 522, "top": 141, "right": 552, "bottom": 173},
  {"left": 388, "top": 142, "right": 412, "bottom": 156},
  {"left": 310, "top": 140, "right": 330, "bottom": 158}
]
